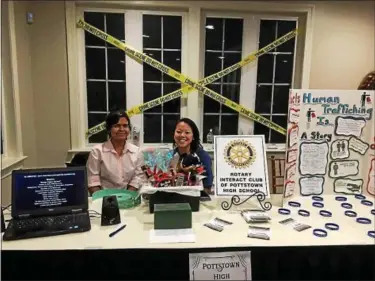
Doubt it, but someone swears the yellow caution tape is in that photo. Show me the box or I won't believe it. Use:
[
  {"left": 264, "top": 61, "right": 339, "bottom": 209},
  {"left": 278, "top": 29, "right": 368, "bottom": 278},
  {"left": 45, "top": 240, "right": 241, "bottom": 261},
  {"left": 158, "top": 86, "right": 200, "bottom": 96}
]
[{"left": 77, "top": 19, "right": 297, "bottom": 138}]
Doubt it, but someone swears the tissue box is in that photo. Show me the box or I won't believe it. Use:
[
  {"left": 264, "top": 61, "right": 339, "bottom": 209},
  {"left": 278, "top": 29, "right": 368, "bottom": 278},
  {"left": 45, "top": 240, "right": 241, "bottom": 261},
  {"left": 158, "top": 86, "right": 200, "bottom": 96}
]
[{"left": 154, "top": 203, "right": 192, "bottom": 230}]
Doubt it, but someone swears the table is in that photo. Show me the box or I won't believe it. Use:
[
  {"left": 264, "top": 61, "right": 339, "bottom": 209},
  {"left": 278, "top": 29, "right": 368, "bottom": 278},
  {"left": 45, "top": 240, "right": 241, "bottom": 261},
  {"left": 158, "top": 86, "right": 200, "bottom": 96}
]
[{"left": 2, "top": 195, "right": 375, "bottom": 280}]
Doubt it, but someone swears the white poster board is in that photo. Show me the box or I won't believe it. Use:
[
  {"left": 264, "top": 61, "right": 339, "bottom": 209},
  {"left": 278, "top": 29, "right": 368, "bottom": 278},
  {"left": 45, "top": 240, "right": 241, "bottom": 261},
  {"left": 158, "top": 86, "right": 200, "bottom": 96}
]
[
  {"left": 189, "top": 251, "right": 252, "bottom": 280},
  {"left": 214, "top": 135, "right": 270, "bottom": 197},
  {"left": 283, "top": 90, "right": 375, "bottom": 203}
]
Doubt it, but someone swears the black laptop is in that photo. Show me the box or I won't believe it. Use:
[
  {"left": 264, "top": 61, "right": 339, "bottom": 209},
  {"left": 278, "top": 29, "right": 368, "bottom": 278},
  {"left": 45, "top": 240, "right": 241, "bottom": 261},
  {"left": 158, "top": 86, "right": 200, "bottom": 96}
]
[{"left": 3, "top": 167, "right": 91, "bottom": 241}]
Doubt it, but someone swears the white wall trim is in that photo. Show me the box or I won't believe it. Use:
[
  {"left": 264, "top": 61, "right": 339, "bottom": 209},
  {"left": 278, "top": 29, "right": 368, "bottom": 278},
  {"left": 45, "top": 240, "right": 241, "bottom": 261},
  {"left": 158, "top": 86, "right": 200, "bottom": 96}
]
[
  {"left": 1, "top": 156, "right": 27, "bottom": 179},
  {"left": 300, "top": 5, "right": 315, "bottom": 89}
]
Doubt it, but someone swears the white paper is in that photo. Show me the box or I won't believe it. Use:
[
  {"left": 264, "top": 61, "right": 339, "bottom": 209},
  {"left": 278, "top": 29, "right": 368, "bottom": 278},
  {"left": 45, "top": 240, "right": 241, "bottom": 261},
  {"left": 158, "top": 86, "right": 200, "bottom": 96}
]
[
  {"left": 366, "top": 158, "right": 375, "bottom": 195},
  {"left": 248, "top": 226, "right": 271, "bottom": 240},
  {"left": 287, "top": 148, "right": 298, "bottom": 163},
  {"left": 149, "top": 229, "right": 196, "bottom": 244},
  {"left": 334, "top": 178, "right": 363, "bottom": 194},
  {"left": 335, "top": 117, "right": 366, "bottom": 137},
  {"left": 289, "top": 107, "right": 300, "bottom": 124},
  {"left": 299, "top": 142, "right": 329, "bottom": 175},
  {"left": 348, "top": 136, "right": 369, "bottom": 155},
  {"left": 299, "top": 176, "right": 324, "bottom": 196},
  {"left": 330, "top": 139, "right": 350, "bottom": 159},
  {"left": 328, "top": 160, "right": 359, "bottom": 178},
  {"left": 286, "top": 163, "right": 296, "bottom": 179},
  {"left": 288, "top": 125, "right": 299, "bottom": 147},
  {"left": 284, "top": 181, "right": 295, "bottom": 197},
  {"left": 189, "top": 251, "right": 251, "bottom": 281},
  {"left": 279, "top": 218, "right": 311, "bottom": 232}
]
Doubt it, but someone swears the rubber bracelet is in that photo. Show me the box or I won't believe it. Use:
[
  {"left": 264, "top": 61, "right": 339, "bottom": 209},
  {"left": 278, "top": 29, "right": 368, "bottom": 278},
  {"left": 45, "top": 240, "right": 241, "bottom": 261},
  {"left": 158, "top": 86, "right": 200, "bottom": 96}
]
[
  {"left": 355, "top": 194, "right": 366, "bottom": 200},
  {"left": 361, "top": 200, "right": 373, "bottom": 207},
  {"left": 335, "top": 196, "right": 347, "bottom": 202},
  {"left": 278, "top": 208, "right": 291, "bottom": 215},
  {"left": 298, "top": 209, "right": 310, "bottom": 217},
  {"left": 341, "top": 202, "right": 352, "bottom": 209},
  {"left": 368, "top": 231, "right": 375, "bottom": 238},
  {"left": 312, "top": 195, "right": 324, "bottom": 202},
  {"left": 319, "top": 210, "right": 332, "bottom": 217},
  {"left": 325, "top": 223, "right": 339, "bottom": 231},
  {"left": 371, "top": 209, "right": 375, "bottom": 215},
  {"left": 288, "top": 201, "right": 301, "bottom": 207},
  {"left": 312, "top": 202, "right": 324, "bottom": 208},
  {"left": 356, "top": 217, "right": 372, "bottom": 224},
  {"left": 345, "top": 210, "right": 357, "bottom": 217},
  {"left": 313, "top": 228, "right": 328, "bottom": 237}
]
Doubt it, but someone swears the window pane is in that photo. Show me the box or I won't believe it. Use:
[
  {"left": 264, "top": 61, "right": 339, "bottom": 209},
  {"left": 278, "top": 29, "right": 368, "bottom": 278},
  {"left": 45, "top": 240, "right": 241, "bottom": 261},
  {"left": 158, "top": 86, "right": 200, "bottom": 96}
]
[
  {"left": 221, "top": 114, "right": 239, "bottom": 135},
  {"left": 143, "top": 15, "right": 161, "bottom": 49},
  {"left": 85, "top": 48, "right": 106, "bottom": 80},
  {"left": 163, "top": 51, "right": 181, "bottom": 82},
  {"left": 143, "top": 83, "right": 162, "bottom": 113},
  {"left": 163, "top": 16, "right": 182, "bottom": 49},
  {"left": 253, "top": 115, "right": 270, "bottom": 143},
  {"left": 275, "top": 54, "right": 293, "bottom": 84},
  {"left": 105, "top": 13, "right": 125, "bottom": 41},
  {"left": 144, "top": 114, "right": 161, "bottom": 143},
  {"left": 205, "top": 18, "right": 223, "bottom": 50},
  {"left": 223, "top": 53, "right": 242, "bottom": 83},
  {"left": 272, "top": 86, "right": 290, "bottom": 114},
  {"left": 257, "top": 54, "right": 274, "bottom": 83},
  {"left": 163, "top": 114, "right": 180, "bottom": 143},
  {"left": 163, "top": 83, "right": 181, "bottom": 113},
  {"left": 108, "top": 82, "right": 126, "bottom": 111},
  {"left": 87, "top": 81, "right": 106, "bottom": 112},
  {"left": 255, "top": 85, "right": 272, "bottom": 114},
  {"left": 203, "top": 114, "right": 221, "bottom": 142},
  {"left": 224, "top": 18, "right": 243, "bottom": 51},
  {"left": 270, "top": 115, "right": 287, "bottom": 143},
  {"left": 205, "top": 52, "right": 222, "bottom": 77},
  {"left": 259, "top": 20, "right": 276, "bottom": 49},
  {"left": 221, "top": 84, "right": 240, "bottom": 114},
  {"left": 203, "top": 84, "right": 221, "bottom": 113},
  {"left": 276, "top": 20, "right": 297, "bottom": 52},
  {"left": 107, "top": 48, "right": 125, "bottom": 80},
  {"left": 143, "top": 50, "right": 162, "bottom": 81},
  {"left": 88, "top": 113, "right": 108, "bottom": 143},
  {"left": 84, "top": 12, "right": 105, "bottom": 46}
]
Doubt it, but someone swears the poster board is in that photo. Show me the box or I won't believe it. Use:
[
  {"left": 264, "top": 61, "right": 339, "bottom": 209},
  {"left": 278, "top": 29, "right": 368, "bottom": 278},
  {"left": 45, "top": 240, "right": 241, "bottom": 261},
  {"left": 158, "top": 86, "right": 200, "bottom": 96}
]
[
  {"left": 283, "top": 90, "right": 375, "bottom": 203},
  {"left": 214, "top": 135, "right": 270, "bottom": 198}
]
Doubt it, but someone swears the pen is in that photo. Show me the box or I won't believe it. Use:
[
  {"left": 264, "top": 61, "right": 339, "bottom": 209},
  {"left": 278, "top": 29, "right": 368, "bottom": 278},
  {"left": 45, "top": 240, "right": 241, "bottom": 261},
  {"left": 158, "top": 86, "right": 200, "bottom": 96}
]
[{"left": 109, "top": 224, "right": 126, "bottom": 238}]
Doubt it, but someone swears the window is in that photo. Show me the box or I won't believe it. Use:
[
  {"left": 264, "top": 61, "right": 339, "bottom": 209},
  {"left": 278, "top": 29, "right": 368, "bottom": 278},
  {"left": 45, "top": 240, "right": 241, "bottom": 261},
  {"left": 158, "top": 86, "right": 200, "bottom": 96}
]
[
  {"left": 202, "top": 17, "right": 243, "bottom": 142},
  {"left": 142, "top": 15, "right": 182, "bottom": 143},
  {"left": 83, "top": 11, "right": 127, "bottom": 144},
  {"left": 254, "top": 19, "right": 297, "bottom": 144}
]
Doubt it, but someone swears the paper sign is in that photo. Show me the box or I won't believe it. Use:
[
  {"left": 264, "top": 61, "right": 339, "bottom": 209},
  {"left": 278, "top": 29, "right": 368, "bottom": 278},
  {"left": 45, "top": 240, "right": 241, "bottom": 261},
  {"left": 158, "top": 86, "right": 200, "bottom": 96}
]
[
  {"left": 299, "top": 176, "right": 324, "bottom": 196},
  {"left": 330, "top": 139, "right": 349, "bottom": 159},
  {"left": 288, "top": 125, "right": 299, "bottom": 148},
  {"left": 189, "top": 251, "right": 252, "bottom": 281},
  {"left": 299, "top": 142, "right": 329, "bottom": 176},
  {"left": 328, "top": 160, "right": 359, "bottom": 178},
  {"left": 284, "top": 180, "right": 295, "bottom": 197},
  {"left": 367, "top": 158, "right": 375, "bottom": 195},
  {"left": 285, "top": 163, "right": 296, "bottom": 180},
  {"left": 348, "top": 136, "right": 369, "bottom": 155},
  {"left": 287, "top": 148, "right": 298, "bottom": 163},
  {"left": 335, "top": 116, "right": 366, "bottom": 137},
  {"left": 289, "top": 108, "right": 300, "bottom": 124},
  {"left": 334, "top": 178, "right": 363, "bottom": 194}
]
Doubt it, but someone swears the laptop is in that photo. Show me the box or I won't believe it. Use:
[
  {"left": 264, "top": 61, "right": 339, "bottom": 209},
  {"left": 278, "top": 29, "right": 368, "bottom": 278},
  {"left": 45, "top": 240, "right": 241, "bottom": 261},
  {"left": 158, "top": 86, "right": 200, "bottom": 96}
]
[{"left": 3, "top": 167, "right": 91, "bottom": 241}]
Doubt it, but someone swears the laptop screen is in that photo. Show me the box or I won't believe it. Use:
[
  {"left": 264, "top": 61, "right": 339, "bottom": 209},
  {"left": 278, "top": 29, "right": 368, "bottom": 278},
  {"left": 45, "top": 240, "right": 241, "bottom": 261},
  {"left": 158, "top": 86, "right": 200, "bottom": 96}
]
[{"left": 11, "top": 167, "right": 88, "bottom": 218}]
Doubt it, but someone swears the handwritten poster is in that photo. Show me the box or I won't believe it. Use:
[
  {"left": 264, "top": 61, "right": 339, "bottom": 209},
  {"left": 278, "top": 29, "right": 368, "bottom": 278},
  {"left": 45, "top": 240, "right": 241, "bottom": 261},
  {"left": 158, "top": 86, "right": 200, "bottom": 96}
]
[
  {"left": 283, "top": 90, "right": 374, "bottom": 204},
  {"left": 214, "top": 135, "right": 270, "bottom": 197}
]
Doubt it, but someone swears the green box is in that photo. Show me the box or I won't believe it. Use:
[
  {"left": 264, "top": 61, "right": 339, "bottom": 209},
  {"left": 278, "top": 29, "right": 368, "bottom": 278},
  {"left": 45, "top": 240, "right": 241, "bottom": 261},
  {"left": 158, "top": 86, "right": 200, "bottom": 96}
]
[{"left": 154, "top": 203, "right": 192, "bottom": 230}]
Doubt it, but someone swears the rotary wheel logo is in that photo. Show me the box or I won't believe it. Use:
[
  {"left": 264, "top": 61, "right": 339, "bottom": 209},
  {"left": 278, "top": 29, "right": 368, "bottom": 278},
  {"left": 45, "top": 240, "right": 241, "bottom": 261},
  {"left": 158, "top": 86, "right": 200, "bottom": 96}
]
[{"left": 224, "top": 140, "right": 256, "bottom": 169}]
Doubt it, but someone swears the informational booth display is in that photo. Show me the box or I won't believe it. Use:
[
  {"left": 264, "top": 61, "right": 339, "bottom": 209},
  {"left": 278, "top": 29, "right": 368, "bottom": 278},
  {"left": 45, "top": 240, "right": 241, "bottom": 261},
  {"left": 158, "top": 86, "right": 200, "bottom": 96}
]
[
  {"left": 283, "top": 90, "right": 375, "bottom": 203},
  {"left": 214, "top": 135, "right": 271, "bottom": 211}
]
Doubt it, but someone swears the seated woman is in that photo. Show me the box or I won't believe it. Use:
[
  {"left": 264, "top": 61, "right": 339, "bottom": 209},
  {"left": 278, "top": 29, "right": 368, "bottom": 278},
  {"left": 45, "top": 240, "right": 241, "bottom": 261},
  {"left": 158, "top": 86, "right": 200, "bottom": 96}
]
[
  {"left": 172, "top": 118, "right": 213, "bottom": 194},
  {"left": 86, "top": 110, "right": 145, "bottom": 195}
]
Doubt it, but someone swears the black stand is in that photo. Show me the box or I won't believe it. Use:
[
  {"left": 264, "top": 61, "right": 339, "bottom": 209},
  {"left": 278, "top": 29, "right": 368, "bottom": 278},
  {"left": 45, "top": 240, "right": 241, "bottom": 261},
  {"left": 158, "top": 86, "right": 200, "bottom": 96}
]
[{"left": 221, "top": 191, "right": 272, "bottom": 211}]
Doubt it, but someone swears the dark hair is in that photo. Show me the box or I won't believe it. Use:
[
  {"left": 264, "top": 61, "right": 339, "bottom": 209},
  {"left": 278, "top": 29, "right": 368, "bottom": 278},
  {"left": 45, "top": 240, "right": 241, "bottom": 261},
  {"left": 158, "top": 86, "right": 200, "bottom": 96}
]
[
  {"left": 173, "top": 118, "right": 202, "bottom": 153},
  {"left": 105, "top": 110, "right": 131, "bottom": 135}
]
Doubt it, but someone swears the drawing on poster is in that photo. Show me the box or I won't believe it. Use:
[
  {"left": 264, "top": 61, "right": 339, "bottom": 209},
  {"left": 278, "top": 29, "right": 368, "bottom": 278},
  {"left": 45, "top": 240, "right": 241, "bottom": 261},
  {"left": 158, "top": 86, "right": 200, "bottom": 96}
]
[
  {"left": 367, "top": 158, "right": 375, "bottom": 195},
  {"left": 284, "top": 180, "right": 295, "bottom": 198},
  {"left": 287, "top": 147, "right": 298, "bottom": 163},
  {"left": 328, "top": 160, "right": 359, "bottom": 178},
  {"left": 299, "top": 142, "right": 329, "bottom": 176},
  {"left": 285, "top": 162, "right": 296, "bottom": 180},
  {"left": 335, "top": 116, "right": 366, "bottom": 137},
  {"left": 333, "top": 178, "right": 363, "bottom": 194},
  {"left": 288, "top": 125, "right": 299, "bottom": 148},
  {"left": 348, "top": 136, "right": 370, "bottom": 155},
  {"left": 299, "top": 176, "right": 324, "bottom": 196},
  {"left": 289, "top": 108, "right": 300, "bottom": 124},
  {"left": 330, "top": 139, "right": 350, "bottom": 159}
]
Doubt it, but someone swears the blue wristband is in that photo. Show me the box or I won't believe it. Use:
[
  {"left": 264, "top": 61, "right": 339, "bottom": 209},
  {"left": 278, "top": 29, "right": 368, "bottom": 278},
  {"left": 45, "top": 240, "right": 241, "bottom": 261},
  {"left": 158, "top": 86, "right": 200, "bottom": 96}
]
[
  {"left": 356, "top": 217, "right": 372, "bottom": 224},
  {"left": 335, "top": 196, "right": 347, "bottom": 202},
  {"left": 325, "top": 223, "right": 339, "bottom": 231},
  {"left": 288, "top": 201, "right": 301, "bottom": 207},
  {"left": 368, "top": 231, "right": 375, "bottom": 238},
  {"left": 298, "top": 209, "right": 310, "bottom": 217},
  {"left": 313, "top": 228, "right": 328, "bottom": 237},
  {"left": 341, "top": 202, "right": 352, "bottom": 209},
  {"left": 345, "top": 210, "right": 357, "bottom": 217},
  {"left": 371, "top": 209, "right": 375, "bottom": 215},
  {"left": 278, "top": 208, "right": 291, "bottom": 215},
  {"left": 319, "top": 210, "right": 332, "bottom": 217},
  {"left": 312, "top": 195, "right": 324, "bottom": 202},
  {"left": 361, "top": 200, "right": 374, "bottom": 207},
  {"left": 312, "top": 201, "right": 324, "bottom": 208},
  {"left": 355, "top": 194, "right": 366, "bottom": 200}
]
